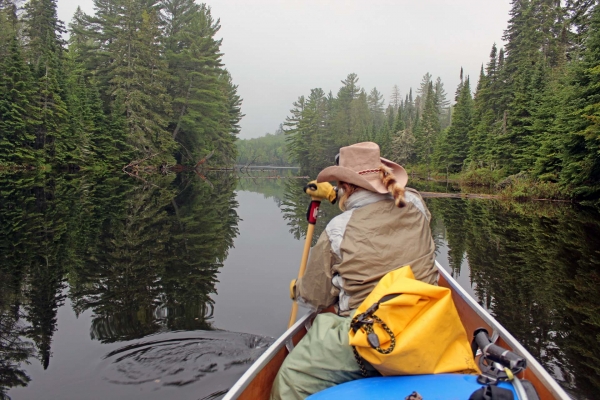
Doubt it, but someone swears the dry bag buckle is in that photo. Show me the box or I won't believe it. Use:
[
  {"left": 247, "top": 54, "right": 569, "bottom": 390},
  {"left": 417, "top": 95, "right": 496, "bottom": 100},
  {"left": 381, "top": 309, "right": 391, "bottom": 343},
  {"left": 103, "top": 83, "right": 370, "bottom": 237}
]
[
  {"left": 350, "top": 302, "right": 379, "bottom": 333},
  {"left": 351, "top": 313, "right": 373, "bottom": 334}
]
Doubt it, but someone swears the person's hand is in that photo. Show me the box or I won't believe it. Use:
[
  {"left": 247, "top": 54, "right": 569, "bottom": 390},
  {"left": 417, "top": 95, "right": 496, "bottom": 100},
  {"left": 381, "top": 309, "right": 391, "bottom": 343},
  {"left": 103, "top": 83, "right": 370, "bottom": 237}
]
[
  {"left": 303, "top": 180, "right": 337, "bottom": 204},
  {"left": 290, "top": 279, "right": 297, "bottom": 299}
]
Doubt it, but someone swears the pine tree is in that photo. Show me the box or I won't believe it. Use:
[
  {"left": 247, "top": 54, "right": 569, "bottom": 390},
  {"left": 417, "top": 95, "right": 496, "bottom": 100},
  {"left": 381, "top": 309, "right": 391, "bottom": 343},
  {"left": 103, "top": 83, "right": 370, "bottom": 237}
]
[
  {"left": 497, "top": 0, "right": 567, "bottom": 174},
  {"left": 284, "top": 95, "right": 308, "bottom": 170},
  {"left": 163, "top": 1, "right": 232, "bottom": 164},
  {"left": 404, "top": 89, "right": 415, "bottom": 129},
  {"left": 416, "top": 82, "right": 440, "bottom": 170},
  {"left": 376, "top": 123, "right": 392, "bottom": 158},
  {"left": 390, "top": 84, "right": 401, "bottom": 110},
  {"left": 444, "top": 77, "right": 474, "bottom": 172},
  {"left": 332, "top": 73, "right": 361, "bottom": 144},
  {"left": 434, "top": 77, "right": 451, "bottom": 130},
  {"left": 417, "top": 72, "right": 432, "bottom": 113},
  {"left": 0, "top": 31, "right": 37, "bottom": 165},
  {"left": 22, "top": 0, "right": 70, "bottom": 164},
  {"left": 350, "top": 89, "right": 372, "bottom": 143},
  {"left": 558, "top": 2, "right": 600, "bottom": 199},
  {"left": 109, "top": 2, "right": 174, "bottom": 161},
  {"left": 393, "top": 103, "right": 406, "bottom": 133},
  {"left": 367, "top": 87, "right": 385, "bottom": 129},
  {"left": 219, "top": 70, "right": 244, "bottom": 163}
]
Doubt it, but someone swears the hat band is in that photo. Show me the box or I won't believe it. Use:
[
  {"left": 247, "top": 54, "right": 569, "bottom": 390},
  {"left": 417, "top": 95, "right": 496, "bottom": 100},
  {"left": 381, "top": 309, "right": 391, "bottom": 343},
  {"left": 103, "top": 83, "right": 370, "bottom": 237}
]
[{"left": 357, "top": 168, "right": 380, "bottom": 175}]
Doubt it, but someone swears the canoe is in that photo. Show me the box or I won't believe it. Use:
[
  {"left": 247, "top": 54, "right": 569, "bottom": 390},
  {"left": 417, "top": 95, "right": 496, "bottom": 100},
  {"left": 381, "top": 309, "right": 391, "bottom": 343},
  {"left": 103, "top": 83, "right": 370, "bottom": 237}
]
[{"left": 223, "top": 261, "right": 571, "bottom": 400}]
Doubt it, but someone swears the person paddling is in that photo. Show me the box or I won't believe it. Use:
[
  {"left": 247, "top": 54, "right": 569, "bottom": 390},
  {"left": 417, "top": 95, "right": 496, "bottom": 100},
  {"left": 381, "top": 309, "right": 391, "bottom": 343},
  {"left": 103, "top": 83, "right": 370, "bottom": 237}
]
[{"left": 270, "top": 142, "right": 437, "bottom": 399}]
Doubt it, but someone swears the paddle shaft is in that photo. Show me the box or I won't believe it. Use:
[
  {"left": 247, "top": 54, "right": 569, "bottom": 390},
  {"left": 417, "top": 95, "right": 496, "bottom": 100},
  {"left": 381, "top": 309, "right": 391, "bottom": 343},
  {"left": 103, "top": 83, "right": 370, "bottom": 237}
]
[{"left": 288, "top": 199, "right": 320, "bottom": 328}]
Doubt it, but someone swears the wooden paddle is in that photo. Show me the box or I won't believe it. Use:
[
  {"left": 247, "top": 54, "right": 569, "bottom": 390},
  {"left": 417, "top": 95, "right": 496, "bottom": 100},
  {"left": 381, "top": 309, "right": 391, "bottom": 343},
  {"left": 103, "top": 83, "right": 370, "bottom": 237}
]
[{"left": 287, "top": 197, "right": 321, "bottom": 328}]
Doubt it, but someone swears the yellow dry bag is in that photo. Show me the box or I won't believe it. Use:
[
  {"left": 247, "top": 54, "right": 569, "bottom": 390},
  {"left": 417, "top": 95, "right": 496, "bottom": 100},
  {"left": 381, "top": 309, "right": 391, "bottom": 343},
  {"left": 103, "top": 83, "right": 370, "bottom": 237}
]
[{"left": 348, "top": 265, "right": 478, "bottom": 376}]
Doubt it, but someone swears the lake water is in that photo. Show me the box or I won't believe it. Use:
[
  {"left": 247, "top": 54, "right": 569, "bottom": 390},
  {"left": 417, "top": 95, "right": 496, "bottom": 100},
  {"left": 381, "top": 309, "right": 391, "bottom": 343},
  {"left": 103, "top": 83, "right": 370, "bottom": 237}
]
[{"left": 1, "top": 171, "right": 598, "bottom": 399}]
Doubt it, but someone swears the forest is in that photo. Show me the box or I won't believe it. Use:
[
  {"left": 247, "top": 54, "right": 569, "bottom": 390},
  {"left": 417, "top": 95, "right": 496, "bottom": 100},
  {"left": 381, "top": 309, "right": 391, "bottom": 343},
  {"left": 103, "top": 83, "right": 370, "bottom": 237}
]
[
  {"left": 0, "top": 0, "right": 243, "bottom": 169},
  {"left": 283, "top": 0, "right": 600, "bottom": 203},
  {"left": 236, "top": 124, "right": 291, "bottom": 167}
]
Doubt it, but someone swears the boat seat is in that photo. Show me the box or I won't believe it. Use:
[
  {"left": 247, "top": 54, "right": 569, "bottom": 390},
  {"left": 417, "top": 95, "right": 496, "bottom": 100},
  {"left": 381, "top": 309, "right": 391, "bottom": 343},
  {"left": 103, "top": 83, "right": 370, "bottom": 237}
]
[{"left": 308, "top": 374, "right": 518, "bottom": 399}]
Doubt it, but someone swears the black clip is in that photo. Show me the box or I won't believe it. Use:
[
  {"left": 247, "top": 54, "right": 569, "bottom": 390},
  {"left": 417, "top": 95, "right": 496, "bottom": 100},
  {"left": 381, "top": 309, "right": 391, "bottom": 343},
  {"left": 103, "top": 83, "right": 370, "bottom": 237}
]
[
  {"left": 365, "top": 302, "right": 380, "bottom": 316},
  {"left": 351, "top": 312, "right": 373, "bottom": 333}
]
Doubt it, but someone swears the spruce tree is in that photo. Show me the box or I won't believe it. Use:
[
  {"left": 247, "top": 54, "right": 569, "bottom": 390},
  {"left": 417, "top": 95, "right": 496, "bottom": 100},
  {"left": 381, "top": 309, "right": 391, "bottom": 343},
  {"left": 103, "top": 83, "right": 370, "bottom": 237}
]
[
  {"left": 390, "top": 84, "right": 401, "bottom": 110},
  {"left": 109, "top": 2, "right": 174, "bottom": 161},
  {"left": 434, "top": 77, "right": 451, "bottom": 130},
  {"left": 22, "top": 0, "right": 70, "bottom": 164},
  {"left": 367, "top": 87, "right": 385, "bottom": 129},
  {"left": 163, "top": 1, "right": 232, "bottom": 164},
  {"left": 416, "top": 82, "right": 440, "bottom": 170},
  {"left": 0, "top": 34, "right": 37, "bottom": 165},
  {"left": 559, "top": 2, "right": 600, "bottom": 199},
  {"left": 444, "top": 77, "right": 474, "bottom": 172},
  {"left": 417, "top": 72, "right": 432, "bottom": 114}
]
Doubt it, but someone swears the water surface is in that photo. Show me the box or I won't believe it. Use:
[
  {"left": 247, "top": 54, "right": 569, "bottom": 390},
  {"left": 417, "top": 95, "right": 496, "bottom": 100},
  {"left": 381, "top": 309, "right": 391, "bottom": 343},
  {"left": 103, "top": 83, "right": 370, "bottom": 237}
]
[{"left": 1, "top": 172, "right": 598, "bottom": 399}]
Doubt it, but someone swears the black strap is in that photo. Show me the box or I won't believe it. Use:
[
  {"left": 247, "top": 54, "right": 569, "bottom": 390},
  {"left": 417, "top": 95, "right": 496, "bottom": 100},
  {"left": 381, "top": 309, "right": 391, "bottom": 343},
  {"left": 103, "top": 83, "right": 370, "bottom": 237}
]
[
  {"left": 469, "top": 385, "right": 514, "bottom": 400},
  {"left": 379, "top": 293, "right": 401, "bottom": 303}
]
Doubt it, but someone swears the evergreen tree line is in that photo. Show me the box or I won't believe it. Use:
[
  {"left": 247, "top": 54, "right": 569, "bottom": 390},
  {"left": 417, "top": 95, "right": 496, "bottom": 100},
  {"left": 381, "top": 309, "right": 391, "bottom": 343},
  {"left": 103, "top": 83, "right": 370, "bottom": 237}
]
[
  {"left": 236, "top": 124, "right": 291, "bottom": 166},
  {"left": 284, "top": 73, "right": 452, "bottom": 174},
  {"left": 0, "top": 0, "right": 243, "bottom": 169},
  {"left": 285, "top": 0, "right": 600, "bottom": 202}
]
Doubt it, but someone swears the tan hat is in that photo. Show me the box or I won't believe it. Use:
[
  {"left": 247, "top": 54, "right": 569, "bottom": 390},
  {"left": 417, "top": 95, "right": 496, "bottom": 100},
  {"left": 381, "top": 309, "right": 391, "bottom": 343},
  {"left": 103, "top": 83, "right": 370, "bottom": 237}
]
[{"left": 316, "top": 142, "right": 408, "bottom": 193}]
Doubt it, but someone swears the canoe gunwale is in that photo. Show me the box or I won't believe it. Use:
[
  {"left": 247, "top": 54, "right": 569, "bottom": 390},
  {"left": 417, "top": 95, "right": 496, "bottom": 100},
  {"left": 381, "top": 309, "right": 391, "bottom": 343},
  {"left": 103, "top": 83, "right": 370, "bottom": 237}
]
[
  {"left": 435, "top": 261, "right": 570, "bottom": 400},
  {"left": 222, "top": 311, "right": 316, "bottom": 400}
]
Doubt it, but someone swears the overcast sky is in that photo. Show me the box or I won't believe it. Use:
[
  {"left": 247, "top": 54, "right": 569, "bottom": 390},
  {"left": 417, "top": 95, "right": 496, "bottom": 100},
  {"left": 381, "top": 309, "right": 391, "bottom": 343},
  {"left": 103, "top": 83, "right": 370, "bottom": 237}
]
[{"left": 56, "top": 0, "right": 512, "bottom": 139}]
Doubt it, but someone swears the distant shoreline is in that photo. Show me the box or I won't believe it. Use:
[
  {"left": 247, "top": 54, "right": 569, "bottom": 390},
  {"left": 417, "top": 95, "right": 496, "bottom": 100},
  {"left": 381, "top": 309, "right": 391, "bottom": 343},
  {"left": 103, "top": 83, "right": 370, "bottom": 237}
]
[{"left": 234, "top": 165, "right": 299, "bottom": 169}]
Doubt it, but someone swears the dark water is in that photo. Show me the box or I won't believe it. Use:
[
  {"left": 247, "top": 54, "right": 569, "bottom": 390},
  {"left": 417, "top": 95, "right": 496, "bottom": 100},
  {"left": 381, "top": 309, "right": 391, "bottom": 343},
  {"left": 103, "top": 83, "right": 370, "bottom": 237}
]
[{"left": 0, "top": 172, "right": 598, "bottom": 399}]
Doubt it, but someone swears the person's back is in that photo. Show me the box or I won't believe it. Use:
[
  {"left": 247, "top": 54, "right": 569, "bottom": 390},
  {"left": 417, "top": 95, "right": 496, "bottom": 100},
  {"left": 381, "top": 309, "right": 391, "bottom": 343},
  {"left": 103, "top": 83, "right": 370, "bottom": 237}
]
[
  {"left": 297, "top": 188, "right": 436, "bottom": 315},
  {"left": 271, "top": 142, "right": 437, "bottom": 400}
]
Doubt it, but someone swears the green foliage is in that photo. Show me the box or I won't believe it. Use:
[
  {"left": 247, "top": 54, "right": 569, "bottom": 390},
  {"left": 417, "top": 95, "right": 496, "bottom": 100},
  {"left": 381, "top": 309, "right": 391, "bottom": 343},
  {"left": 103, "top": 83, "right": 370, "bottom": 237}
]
[
  {"left": 557, "top": 2, "right": 600, "bottom": 200},
  {"left": 283, "top": 72, "right": 449, "bottom": 175},
  {"left": 460, "top": 167, "right": 503, "bottom": 186},
  {"left": 237, "top": 127, "right": 291, "bottom": 166},
  {"left": 439, "top": 76, "right": 474, "bottom": 172},
  {"left": 0, "top": 32, "right": 37, "bottom": 165},
  {"left": 0, "top": 0, "right": 242, "bottom": 169},
  {"left": 461, "top": 0, "right": 600, "bottom": 200},
  {"left": 415, "top": 81, "right": 441, "bottom": 169}
]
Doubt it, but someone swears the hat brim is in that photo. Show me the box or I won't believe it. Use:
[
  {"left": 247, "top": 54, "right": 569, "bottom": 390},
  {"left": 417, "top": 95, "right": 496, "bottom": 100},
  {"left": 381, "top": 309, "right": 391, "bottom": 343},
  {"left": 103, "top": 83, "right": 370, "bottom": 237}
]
[{"left": 316, "top": 158, "right": 408, "bottom": 193}]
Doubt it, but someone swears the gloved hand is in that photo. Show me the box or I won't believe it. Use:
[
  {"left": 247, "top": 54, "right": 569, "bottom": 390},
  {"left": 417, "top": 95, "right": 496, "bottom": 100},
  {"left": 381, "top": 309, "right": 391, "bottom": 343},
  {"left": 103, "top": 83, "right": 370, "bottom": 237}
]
[
  {"left": 290, "top": 279, "right": 297, "bottom": 299},
  {"left": 303, "top": 180, "right": 337, "bottom": 204}
]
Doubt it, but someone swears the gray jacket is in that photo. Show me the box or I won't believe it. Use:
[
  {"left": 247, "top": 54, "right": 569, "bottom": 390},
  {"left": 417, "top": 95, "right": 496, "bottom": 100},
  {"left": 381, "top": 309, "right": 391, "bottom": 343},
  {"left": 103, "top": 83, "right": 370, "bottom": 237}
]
[{"left": 294, "top": 188, "right": 437, "bottom": 314}]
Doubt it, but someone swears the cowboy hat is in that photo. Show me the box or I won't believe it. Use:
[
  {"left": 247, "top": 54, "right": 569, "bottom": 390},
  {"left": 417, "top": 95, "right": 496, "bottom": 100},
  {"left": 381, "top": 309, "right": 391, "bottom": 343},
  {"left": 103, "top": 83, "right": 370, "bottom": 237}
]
[{"left": 316, "top": 142, "right": 408, "bottom": 193}]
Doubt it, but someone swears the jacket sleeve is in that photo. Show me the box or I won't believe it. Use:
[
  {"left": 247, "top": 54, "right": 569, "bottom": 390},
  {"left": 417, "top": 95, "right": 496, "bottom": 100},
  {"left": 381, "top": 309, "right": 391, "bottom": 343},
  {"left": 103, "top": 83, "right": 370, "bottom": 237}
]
[{"left": 294, "top": 230, "right": 338, "bottom": 310}]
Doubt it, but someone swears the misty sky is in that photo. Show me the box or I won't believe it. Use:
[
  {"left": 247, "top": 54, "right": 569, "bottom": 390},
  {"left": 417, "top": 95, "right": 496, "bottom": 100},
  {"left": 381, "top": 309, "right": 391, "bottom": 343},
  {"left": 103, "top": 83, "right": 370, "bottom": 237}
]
[{"left": 56, "top": 0, "right": 512, "bottom": 139}]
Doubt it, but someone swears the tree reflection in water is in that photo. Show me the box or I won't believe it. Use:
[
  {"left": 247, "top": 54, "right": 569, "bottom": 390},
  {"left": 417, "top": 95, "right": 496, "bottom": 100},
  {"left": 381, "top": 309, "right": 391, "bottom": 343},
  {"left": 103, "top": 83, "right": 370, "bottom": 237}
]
[
  {"left": 0, "top": 171, "right": 240, "bottom": 395},
  {"left": 428, "top": 198, "right": 600, "bottom": 399}
]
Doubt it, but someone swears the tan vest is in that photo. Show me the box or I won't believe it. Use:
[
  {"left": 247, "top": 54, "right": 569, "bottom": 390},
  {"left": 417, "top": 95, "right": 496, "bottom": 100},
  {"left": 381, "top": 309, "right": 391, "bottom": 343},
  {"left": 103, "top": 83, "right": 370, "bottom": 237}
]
[{"left": 295, "top": 188, "right": 437, "bottom": 314}]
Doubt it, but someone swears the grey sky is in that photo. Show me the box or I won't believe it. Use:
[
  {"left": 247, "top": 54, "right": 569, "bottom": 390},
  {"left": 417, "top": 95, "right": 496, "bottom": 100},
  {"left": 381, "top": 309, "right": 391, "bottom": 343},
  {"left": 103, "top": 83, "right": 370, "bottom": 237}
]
[{"left": 57, "top": 0, "right": 512, "bottom": 139}]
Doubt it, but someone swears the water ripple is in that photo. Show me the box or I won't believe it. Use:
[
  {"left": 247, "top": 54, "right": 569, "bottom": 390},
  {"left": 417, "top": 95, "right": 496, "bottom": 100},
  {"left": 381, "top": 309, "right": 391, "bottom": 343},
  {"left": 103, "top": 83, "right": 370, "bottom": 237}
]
[{"left": 99, "top": 330, "right": 272, "bottom": 395}]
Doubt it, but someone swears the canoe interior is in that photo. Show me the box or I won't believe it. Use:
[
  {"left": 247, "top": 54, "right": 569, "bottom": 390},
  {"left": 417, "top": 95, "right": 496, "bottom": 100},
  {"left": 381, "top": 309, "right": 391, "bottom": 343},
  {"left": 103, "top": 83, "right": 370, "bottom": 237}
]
[
  {"left": 231, "top": 266, "right": 567, "bottom": 400},
  {"left": 237, "top": 325, "right": 307, "bottom": 400}
]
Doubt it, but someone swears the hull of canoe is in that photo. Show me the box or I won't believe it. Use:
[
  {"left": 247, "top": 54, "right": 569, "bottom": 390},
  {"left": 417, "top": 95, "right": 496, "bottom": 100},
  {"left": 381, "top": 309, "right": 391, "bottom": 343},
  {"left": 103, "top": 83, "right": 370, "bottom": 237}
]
[{"left": 223, "top": 261, "right": 570, "bottom": 400}]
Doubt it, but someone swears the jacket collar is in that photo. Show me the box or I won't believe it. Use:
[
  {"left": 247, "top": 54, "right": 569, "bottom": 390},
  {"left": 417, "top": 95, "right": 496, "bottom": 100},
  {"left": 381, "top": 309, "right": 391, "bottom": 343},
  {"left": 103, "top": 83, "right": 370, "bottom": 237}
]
[{"left": 345, "top": 190, "right": 393, "bottom": 210}]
